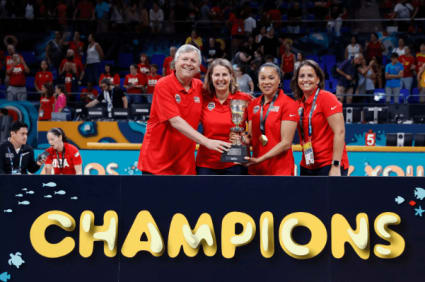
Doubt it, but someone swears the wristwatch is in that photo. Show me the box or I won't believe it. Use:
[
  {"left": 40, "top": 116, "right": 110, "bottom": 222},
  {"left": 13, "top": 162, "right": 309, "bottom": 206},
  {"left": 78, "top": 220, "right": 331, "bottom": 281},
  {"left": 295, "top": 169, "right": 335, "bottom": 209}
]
[{"left": 332, "top": 160, "right": 340, "bottom": 167}]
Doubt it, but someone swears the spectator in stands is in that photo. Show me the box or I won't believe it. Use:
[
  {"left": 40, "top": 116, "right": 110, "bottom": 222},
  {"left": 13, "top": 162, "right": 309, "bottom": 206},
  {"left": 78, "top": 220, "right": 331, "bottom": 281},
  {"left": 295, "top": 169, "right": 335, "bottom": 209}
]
[
  {"left": 53, "top": 84, "right": 67, "bottom": 113},
  {"left": 196, "top": 58, "right": 252, "bottom": 175},
  {"left": 73, "top": 0, "right": 95, "bottom": 28},
  {"left": 137, "top": 53, "right": 150, "bottom": 75},
  {"left": 393, "top": 38, "right": 408, "bottom": 56},
  {"left": 4, "top": 44, "right": 24, "bottom": 85},
  {"left": 417, "top": 43, "right": 425, "bottom": 72},
  {"left": 204, "top": 37, "right": 224, "bottom": 65},
  {"left": 385, "top": 53, "right": 404, "bottom": 103},
  {"left": 345, "top": 35, "right": 362, "bottom": 59},
  {"left": 292, "top": 59, "right": 349, "bottom": 176},
  {"left": 356, "top": 57, "right": 376, "bottom": 103},
  {"left": 6, "top": 54, "right": 29, "bottom": 101},
  {"left": 95, "top": 0, "right": 111, "bottom": 33},
  {"left": 185, "top": 30, "right": 203, "bottom": 50},
  {"left": 24, "top": 0, "right": 35, "bottom": 20},
  {"left": 146, "top": 64, "right": 161, "bottom": 95},
  {"left": 163, "top": 46, "right": 176, "bottom": 76},
  {"left": 86, "top": 79, "right": 128, "bottom": 117},
  {"left": 68, "top": 31, "right": 84, "bottom": 61},
  {"left": 0, "top": 121, "right": 42, "bottom": 175},
  {"left": 287, "top": 1, "right": 302, "bottom": 34},
  {"left": 126, "top": 2, "right": 141, "bottom": 31},
  {"left": 365, "top": 32, "right": 385, "bottom": 65},
  {"left": 294, "top": 52, "right": 304, "bottom": 71},
  {"left": 391, "top": 0, "right": 414, "bottom": 31},
  {"left": 149, "top": 2, "right": 164, "bottom": 34},
  {"left": 280, "top": 42, "right": 295, "bottom": 80},
  {"left": 124, "top": 64, "right": 147, "bottom": 104},
  {"left": 85, "top": 33, "right": 104, "bottom": 85},
  {"left": 44, "top": 127, "right": 82, "bottom": 175},
  {"left": 336, "top": 53, "right": 363, "bottom": 104},
  {"left": 244, "top": 62, "right": 298, "bottom": 175},
  {"left": 110, "top": 0, "right": 125, "bottom": 31},
  {"left": 399, "top": 46, "right": 416, "bottom": 92},
  {"left": 59, "top": 49, "right": 84, "bottom": 85},
  {"left": 80, "top": 82, "right": 99, "bottom": 105},
  {"left": 34, "top": 60, "right": 53, "bottom": 93},
  {"left": 56, "top": 0, "right": 68, "bottom": 28},
  {"left": 417, "top": 64, "right": 425, "bottom": 103},
  {"left": 260, "top": 27, "right": 279, "bottom": 61},
  {"left": 244, "top": 9, "right": 257, "bottom": 35},
  {"left": 232, "top": 48, "right": 251, "bottom": 71},
  {"left": 46, "top": 31, "right": 64, "bottom": 70},
  {"left": 234, "top": 64, "right": 254, "bottom": 94},
  {"left": 138, "top": 44, "right": 231, "bottom": 175},
  {"left": 99, "top": 64, "right": 120, "bottom": 87},
  {"left": 39, "top": 83, "right": 55, "bottom": 121}
]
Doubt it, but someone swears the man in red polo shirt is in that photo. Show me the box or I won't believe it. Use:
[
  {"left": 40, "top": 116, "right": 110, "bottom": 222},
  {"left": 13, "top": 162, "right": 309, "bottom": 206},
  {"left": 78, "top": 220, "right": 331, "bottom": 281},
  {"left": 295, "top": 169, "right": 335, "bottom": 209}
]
[
  {"left": 162, "top": 46, "right": 176, "bottom": 76},
  {"left": 138, "top": 44, "right": 231, "bottom": 175},
  {"left": 6, "top": 54, "right": 29, "bottom": 101}
]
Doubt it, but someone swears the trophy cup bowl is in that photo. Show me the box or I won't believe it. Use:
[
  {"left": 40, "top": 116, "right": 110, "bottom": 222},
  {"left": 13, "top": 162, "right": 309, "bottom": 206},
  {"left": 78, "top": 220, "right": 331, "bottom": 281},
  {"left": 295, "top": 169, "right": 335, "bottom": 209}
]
[{"left": 221, "top": 99, "right": 249, "bottom": 163}]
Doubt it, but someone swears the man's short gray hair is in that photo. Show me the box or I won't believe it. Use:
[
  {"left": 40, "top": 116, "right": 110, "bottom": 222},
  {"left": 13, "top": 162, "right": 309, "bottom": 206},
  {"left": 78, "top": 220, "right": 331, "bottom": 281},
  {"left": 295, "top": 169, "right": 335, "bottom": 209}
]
[{"left": 174, "top": 44, "right": 201, "bottom": 65}]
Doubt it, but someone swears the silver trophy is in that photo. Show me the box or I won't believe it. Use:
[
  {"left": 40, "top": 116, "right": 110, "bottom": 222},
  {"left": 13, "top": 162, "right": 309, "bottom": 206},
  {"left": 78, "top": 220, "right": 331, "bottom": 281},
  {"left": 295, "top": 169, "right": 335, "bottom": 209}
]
[{"left": 221, "top": 99, "right": 249, "bottom": 163}]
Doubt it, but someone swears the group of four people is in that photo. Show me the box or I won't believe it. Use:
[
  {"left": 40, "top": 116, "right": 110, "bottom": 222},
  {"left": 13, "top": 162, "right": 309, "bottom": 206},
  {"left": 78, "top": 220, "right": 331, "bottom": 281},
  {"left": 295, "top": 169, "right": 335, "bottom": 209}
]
[{"left": 138, "top": 44, "right": 349, "bottom": 176}]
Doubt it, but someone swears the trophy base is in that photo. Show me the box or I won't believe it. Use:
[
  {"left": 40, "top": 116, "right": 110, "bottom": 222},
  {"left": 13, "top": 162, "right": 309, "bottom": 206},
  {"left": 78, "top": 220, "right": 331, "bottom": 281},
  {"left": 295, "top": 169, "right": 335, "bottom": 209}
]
[{"left": 221, "top": 145, "right": 248, "bottom": 163}]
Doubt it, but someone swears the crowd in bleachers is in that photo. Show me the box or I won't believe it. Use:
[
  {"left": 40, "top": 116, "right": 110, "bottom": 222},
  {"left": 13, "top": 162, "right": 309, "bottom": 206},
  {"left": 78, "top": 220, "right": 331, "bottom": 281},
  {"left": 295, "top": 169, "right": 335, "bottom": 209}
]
[{"left": 1, "top": 0, "right": 425, "bottom": 121}]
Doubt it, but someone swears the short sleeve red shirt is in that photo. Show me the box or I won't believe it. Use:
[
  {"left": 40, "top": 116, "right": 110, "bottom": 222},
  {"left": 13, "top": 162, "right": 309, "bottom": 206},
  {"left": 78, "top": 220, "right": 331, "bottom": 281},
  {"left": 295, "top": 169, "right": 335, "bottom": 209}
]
[
  {"left": 39, "top": 96, "right": 55, "bottom": 120},
  {"left": 35, "top": 71, "right": 54, "bottom": 90},
  {"left": 125, "top": 73, "right": 147, "bottom": 94},
  {"left": 196, "top": 91, "right": 253, "bottom": 170},
  {"left": 281, "top": 53, "right": 295, "bottom": 73},
  {"left": 138, "top": 72, "right": 203, "bottom": 175},
  {"left": 297, "top": 89, "right": 349, "bottom": 170},
  {"left": 247, "top": 90, "right": 299, "bottom": 175},
  {"left": 99, "top": 73, "right": 120, "bottom": 86},
  {"left": 416, "top": 52, "right": 425, "bottom": 72},
  {"left": 163, "top": 56, "right": 173, "bottom": 75},
  {"left": 146, "top": 74, "right": 162, "bottom": 94},
  {"left": 8, "top": 64, "right": 26, "bottom": 86},
  {"left": 44, "top": 143, "right": 82, "bottom": 175},
  {"left": 138, "top": 63, "right": 150, "bottom": 75},
  {"left": 399, "top": 55, "right": 415, "bottom": 77}
]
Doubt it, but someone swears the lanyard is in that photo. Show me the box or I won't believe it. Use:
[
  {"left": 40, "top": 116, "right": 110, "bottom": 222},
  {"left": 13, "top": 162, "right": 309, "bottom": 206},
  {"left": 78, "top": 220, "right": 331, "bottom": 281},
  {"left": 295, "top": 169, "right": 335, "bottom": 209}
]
[
  {"left": 56, "top": 145, "right": 66, "bottom": 173},
  {"left": 8, "top": 147, "right": 23, "bottom": 172},
  {"left": 260, "top": 92, "right": 278, "bottom": 135},
  {"left": 299, "top": 88, "right": 320, "bottom": 141}
]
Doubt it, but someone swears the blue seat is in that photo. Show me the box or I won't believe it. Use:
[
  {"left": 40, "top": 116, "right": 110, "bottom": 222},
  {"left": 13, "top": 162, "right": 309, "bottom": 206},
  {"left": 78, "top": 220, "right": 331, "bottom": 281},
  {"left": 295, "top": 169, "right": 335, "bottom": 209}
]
[
  {"left": 306, "top": 55, "right": 320, "bottom": 64},
  {"left": 26, "top": 76, "right": 35, "bottom": 90},
  {"left": 399, "top": 88, "right": 409, "bottom": 103},
  {"left": 150, "top": 54, "right": 166, "bottom": 74},
  {"left": 409, "top": 87, "right": 420, "bottom": 103},
  {"left": 283, "top": 79, "right": 292, "bottom": 93},
  {"left": 21, "top": 51, "right": 38, "bottom": 66},
  {"left": 117, "top": 53, "right": 134, "bottom": 69}
]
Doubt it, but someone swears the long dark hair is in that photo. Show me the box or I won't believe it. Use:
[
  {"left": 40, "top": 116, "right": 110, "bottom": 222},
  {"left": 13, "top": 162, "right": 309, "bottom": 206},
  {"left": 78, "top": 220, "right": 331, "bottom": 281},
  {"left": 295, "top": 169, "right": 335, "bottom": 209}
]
[
  {"left": 290, "top": 60, "right": 325, "bottom": 100},
  {"left": 48, "top": 127, "right": 68, "bottom": 143}
]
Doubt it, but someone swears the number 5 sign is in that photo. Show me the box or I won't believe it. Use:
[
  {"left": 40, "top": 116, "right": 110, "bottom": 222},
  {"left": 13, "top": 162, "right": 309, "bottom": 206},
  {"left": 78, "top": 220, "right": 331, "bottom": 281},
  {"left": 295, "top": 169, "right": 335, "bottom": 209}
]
[{"left": 365, "top": 130, "right": 376, "bottom": 146}]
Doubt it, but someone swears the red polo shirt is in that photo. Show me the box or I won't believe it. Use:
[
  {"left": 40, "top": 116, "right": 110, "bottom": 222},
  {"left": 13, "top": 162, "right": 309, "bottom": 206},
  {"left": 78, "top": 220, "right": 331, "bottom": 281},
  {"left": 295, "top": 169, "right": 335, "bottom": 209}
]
[
  {"left": 138, "top": 72, "right": 203, "bottom": 175},
  {"left": 297, "top": 89, "right": 349, "bottom": 170},
  {"left": 45, "top": 143, "right": 82, "bottom": 175},
  {"left": 163, "top": 56, "right": 173, "bottom": 75},
  {"left": 146, "top": 74, "right": 162, "bottom": 94},
  {"left": 8, "top": 64, "right": 26, "bottom": 86},
  {"left": 247, "top": 90, "right": 298, "bottom": 175},
  {"left": 399, "top": 55, "right": 415, "bottom": 77},
  {"left": 196, "top": 91, "right": 253, "bottom": 170},
  {"left": 35, "top": 70, "right": 54, "bottom": 90},
  {"left": 125, "top": 73, "right": 147, "bottom": 94}
]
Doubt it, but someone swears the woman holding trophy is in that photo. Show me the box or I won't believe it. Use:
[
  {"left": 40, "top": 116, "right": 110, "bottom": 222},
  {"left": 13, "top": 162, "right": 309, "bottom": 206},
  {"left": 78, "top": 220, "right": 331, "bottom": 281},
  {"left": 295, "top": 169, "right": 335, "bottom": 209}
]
[
  {"left": 291, "top": 60, "right": 348, "bottom": 176},
  {"left": 244, "top": 63, "right": 299, "bottom": 175},
  {"left": 196, "top": 59, "right": 253, "bottom": 175}
]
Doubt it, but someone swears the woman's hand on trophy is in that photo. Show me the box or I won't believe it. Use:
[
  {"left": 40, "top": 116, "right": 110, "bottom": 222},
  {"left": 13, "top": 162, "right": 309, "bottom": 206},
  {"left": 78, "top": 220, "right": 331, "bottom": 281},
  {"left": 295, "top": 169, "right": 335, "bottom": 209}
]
[
  {"left": 205, "top": 139, "right": 231, "bottom": 153},
  {"left": 229, "top": 132, "right": 241, "bottom": 144},
  {"left": 243, "top": 156, "right": 262, "bottom": 167}
]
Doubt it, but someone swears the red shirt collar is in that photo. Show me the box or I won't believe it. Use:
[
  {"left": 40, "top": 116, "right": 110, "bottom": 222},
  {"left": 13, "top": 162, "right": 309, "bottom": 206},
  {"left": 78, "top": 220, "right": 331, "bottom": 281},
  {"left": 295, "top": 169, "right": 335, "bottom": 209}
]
[{"left": 302, "top": 87, "right": 319, "bottom": 105}]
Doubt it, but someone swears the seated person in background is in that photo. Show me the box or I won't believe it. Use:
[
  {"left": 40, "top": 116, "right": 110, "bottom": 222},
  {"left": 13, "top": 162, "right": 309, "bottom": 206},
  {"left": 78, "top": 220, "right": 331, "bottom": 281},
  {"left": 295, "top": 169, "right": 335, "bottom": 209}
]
[
  {"left": 53, "top": 84, "right": 67, "bottom": 113},
  {"left": 137, "top": 53, "right": 151, "bottom": 75},
  {"left": 34, "top": 60, "right": 53, "bottom": 93},
  {"left": 80, "top": 82, "right": 99, "bottom": 105},
  {"left": 39, "top": 84, "right": 55, "bottom": 121},
  {"left": 99, "top": 64, "right": 120, "bottom": 87},
  {"left": 124, "top": 64, "right": 147, "bottom": 104},
  {"left": 86, "top": 79, "right": 128, "bottom": 117},
  {"left": 146, "top": 64, "right": 161, "bottom": 95}
]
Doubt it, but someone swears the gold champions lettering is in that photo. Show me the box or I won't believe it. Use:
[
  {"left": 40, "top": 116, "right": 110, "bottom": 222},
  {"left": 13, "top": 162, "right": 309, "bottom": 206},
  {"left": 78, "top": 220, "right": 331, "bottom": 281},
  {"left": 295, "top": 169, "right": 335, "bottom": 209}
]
[{"left": 29, "top": 211, "right": 404, "bottom": 260}]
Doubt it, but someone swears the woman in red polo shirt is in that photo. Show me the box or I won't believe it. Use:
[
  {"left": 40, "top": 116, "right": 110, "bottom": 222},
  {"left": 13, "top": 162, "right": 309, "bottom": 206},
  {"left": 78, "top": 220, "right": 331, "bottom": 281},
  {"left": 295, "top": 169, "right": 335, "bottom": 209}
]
[
  {"left": 44, "top": 128, "right": 82, "bottom": 175},
  {"left": 196, "top": 58, "right": 253, "bottom": 175},
  {"left": 245, "top": 63, "right": 299, "bottom": 175},
  {"left": 291, "top": 60, "right": 349, "bottom": 176},
  {"left": 34, "top": 60, "right": 53, "bottom": 93}
]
